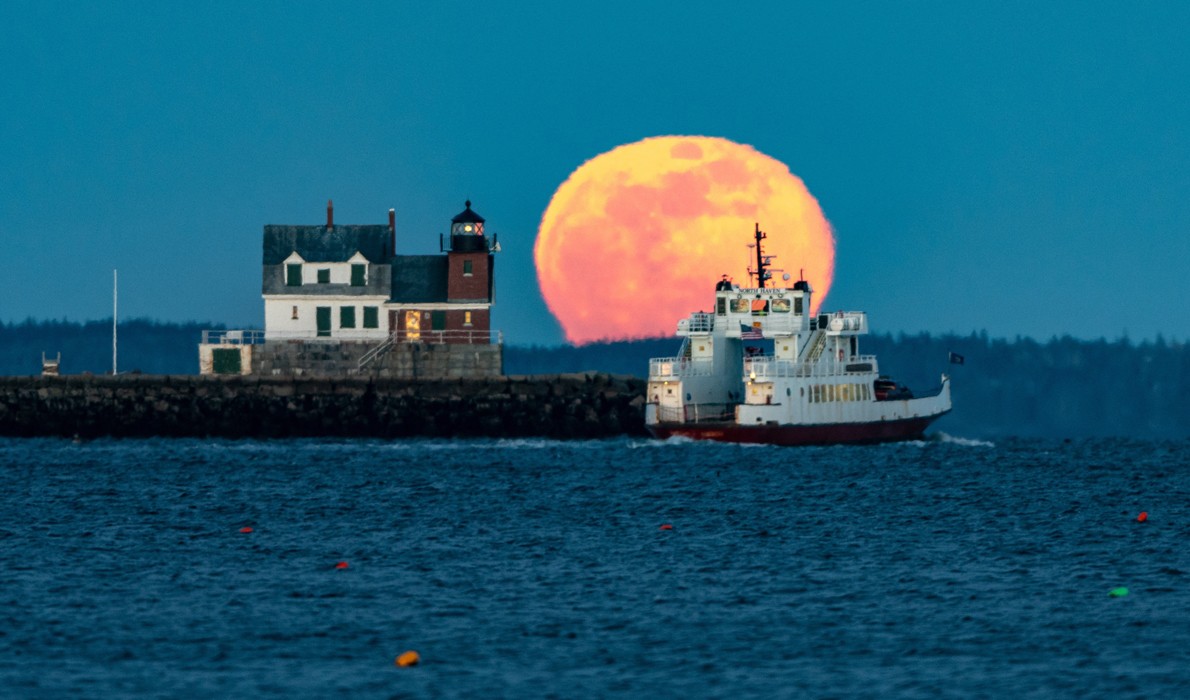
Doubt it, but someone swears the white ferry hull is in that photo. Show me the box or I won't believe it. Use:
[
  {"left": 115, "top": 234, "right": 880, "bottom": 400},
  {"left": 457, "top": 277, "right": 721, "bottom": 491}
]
[{"left": 647, "top": 410, "right": 948, "bottom": 446}]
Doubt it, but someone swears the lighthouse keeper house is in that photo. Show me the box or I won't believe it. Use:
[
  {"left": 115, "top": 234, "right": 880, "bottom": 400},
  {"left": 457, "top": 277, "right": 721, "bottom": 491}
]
[{"left": 203, "top": 200, "right": 500, "bottom": 378}]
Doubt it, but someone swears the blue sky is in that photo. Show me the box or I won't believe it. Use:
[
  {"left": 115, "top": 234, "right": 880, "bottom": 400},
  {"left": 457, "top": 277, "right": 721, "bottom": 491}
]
[{"left": 3, "top": 2, "right": 1188, "bottom": 345}]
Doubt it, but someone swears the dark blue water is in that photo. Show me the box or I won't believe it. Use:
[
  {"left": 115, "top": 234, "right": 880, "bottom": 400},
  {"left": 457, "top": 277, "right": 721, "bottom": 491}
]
[{"left": 2, "top": 436, "right": 1189, "bottom": 698}]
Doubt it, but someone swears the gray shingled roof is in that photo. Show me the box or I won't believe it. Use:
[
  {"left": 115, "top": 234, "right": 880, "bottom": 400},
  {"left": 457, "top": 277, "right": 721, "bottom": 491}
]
[
  {"left": 391, "top": 256, "right": 448, "bottom": 302},
  {"left": 262, "top": 225, "right": 391, "bottom": 265}
]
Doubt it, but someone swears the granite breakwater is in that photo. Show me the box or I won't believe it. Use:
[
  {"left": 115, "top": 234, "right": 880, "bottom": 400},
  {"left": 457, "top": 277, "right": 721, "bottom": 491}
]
[{"left": 0, "top": 374, "right": 648, "bottom": 439}]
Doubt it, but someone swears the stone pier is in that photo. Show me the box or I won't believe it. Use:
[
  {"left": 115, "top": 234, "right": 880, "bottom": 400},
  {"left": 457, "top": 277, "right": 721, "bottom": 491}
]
[{"left": 0, "top": 374, "right": 648, "bottom": 439}]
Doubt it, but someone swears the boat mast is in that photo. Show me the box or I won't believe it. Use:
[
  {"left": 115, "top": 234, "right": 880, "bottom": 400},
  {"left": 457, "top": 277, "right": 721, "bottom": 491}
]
[{"left": 753, "top": 223, "right": 768, "bottom": 288}]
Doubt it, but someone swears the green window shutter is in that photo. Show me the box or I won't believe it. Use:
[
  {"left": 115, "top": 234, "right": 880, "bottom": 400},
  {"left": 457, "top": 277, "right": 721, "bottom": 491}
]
[
  {"left": 431, "top": 310, "right": 446, "bottom": 331},
  {"left": 363, "top": 306, "right": 379, "bottom": 329},
  {"left": 316, "top": 307, "right": 331, "bottom": 337},
  {"left": 317, "top": 269, "right": 330, "bottom": 284},
  {"left": 351, "top": 264, "right": 366, "bottom": 286},
  {"left": 340, "top": 306, "right": 356, "bottom": 329},
  {"left": 286, "top": 264, "right": 302, "bottom": 286}
]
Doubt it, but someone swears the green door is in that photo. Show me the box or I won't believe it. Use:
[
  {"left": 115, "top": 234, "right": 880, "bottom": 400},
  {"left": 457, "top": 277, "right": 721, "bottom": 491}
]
[
  {"left": 316, "top": 307, "right": 331, "bottom": 337},
  {"left": 212, "top": 348, "right": 242, "bottom": 374}
]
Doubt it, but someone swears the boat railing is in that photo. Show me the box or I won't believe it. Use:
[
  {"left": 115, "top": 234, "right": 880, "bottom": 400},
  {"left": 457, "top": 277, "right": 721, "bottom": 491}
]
[
  {"left": 653, "top": 402, "right": 736, "bottom": 424},
  {"left": 677, "top": 312, "right": 715, "bottom": 334},
  {"left": 202, "top": 329, "right": 266, "bottom": 345},
  {"left": 648, "top": 357, "right": 716, "bottom": 378},
  {"left": 745, "top": 355, "right": 879, "bottom": 379}
]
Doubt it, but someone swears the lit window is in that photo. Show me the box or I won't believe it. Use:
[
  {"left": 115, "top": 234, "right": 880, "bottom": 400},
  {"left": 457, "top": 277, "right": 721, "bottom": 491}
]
[{"left": 464, "top": 311, "right": 472, "bottom": 326}]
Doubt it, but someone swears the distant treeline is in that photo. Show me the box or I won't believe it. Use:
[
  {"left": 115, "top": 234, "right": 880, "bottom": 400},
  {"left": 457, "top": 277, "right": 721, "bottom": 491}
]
[
  {"left": 3, "top": 319, "right": 1188, "bottom": 439},
  {"left": 506, "top": 331, "right": 1190, "bottom": 440},
  {"left": 0, "top": 319, "right": 225, "bottom": 377}
]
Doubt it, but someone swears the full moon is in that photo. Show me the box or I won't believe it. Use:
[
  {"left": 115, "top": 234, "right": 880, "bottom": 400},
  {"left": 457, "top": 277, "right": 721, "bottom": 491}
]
[{"left": 535, "top": 136, "right": 835, "bottom": 345}]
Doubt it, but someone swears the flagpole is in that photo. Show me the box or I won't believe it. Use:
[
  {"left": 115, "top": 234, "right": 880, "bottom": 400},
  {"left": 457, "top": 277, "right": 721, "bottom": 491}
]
[{"left": 113, "top": 269, "right": 118, "bottom": 376}]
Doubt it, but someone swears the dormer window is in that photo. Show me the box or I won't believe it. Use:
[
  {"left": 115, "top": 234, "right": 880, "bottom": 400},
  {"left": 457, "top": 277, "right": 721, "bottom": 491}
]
[
  {"left": 286, "top": 264, "right": 302, "bottom": 286},
  {"left": 351, "top": 264, "right": 366, "bottom": 286}
]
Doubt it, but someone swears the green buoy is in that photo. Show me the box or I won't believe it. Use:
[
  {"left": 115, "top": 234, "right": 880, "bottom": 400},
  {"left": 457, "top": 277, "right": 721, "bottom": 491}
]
[{"left": 1109, "top": 587, "right": 1129, "bottom": 597}]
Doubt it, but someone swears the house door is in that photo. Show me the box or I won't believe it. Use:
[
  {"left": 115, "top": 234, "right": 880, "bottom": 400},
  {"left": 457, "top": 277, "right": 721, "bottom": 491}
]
[
  {"left": 405, "top": 310, "right": 420, "bottom": 340},
  {"left": 316, "top": 307, "right": 331, "bottom": 337}
]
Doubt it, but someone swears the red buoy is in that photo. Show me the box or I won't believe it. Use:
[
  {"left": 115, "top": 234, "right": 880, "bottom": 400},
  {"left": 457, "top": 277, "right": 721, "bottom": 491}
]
[
  {"left": 659, "top": 524, "right": 674, "bottom": 531},
  {"left": 335, "top": 561, "right": 349, "bottom": 569},
  {"left": 239, "top": 527, "right": 254, "bottom": 534},
  {"left": 1137, "top": 512, "right": 1148, "bottom": 523}
]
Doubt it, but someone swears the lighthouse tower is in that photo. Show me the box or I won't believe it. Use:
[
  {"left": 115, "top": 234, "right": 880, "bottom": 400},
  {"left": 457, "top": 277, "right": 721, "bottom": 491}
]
[{"left": 444, "top": 200, "right": 495, "bottom": 338}]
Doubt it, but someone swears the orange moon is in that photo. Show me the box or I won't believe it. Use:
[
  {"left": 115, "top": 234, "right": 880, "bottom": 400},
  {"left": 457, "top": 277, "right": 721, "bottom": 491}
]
[{"left": 535, "top": 136, "right": 835, "bottom": 345}]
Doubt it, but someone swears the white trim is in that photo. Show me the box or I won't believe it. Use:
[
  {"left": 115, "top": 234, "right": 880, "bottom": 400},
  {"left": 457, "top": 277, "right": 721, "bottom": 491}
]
[
  {"left": 384, "top": 302, "right": 491, "bottom": 311},
  {"left": 264, "top": 294, "right": 389, "bottom": 302}
]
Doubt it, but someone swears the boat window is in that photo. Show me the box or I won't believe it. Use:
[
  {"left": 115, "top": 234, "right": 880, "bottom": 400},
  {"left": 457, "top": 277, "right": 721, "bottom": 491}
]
[
  {"left": 751, "top": 299, "right": 768, "bottom": 316},
  {"left": 731, "top": 298, "right": 749, "bottom": 314},
  {"left": 794, "top": 297, "right": 803, "bottom": 314},
  {"left": 771, "top": 298, "right": 791, "bottom": 313},
  {"left": 828, "top": 385, "right": 836, "bottom": 402},
  {"left": 841, "top": 385, "right": 850, "bottom": 401},
  {"left": 717, "top": 298, "right": 726, "bottom": 315}
]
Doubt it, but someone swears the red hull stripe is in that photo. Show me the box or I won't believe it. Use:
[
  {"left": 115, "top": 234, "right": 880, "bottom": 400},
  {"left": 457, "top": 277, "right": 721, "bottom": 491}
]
[{"left": 647, "top": 413, "right": 947, "bottom": 446}]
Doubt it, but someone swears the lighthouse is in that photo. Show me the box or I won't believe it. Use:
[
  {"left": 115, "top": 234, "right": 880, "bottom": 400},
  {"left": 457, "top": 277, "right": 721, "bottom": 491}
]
[{"left": 201, "top": 198, "right": 502, "bottom": 377}]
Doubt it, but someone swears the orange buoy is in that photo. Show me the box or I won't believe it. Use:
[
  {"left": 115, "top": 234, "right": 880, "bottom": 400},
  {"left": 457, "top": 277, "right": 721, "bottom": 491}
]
[
  {"left": 335, "top": 561, "right": 349, "bottom": 569},
  {"left": 395, "top": 650, "right": 420, "bottom": 667},
  {"left": 1137, "top": 512, "right": 1148, "bottom": 523},
  {"left": 659, "top": 524, "right": 674, "bottom": 531},
  {"left": 239, "top": 527, "right": 254, "bottom": 534}
]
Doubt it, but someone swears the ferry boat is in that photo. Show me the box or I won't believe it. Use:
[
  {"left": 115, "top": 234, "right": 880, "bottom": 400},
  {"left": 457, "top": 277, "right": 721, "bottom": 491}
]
[{"left": 645, "top": 225, "right": 952, "bottom": 445}]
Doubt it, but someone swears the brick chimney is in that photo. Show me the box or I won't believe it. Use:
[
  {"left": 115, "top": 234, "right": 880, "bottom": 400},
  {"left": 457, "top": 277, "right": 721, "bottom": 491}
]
[{"left": 388, "top": 208, "right": 396, "bottom": 255}]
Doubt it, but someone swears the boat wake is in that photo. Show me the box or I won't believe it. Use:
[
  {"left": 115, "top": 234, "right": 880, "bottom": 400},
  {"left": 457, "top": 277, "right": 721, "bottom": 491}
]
[{"left": 932, "top": 432, "right": 994, "bottom": 448}]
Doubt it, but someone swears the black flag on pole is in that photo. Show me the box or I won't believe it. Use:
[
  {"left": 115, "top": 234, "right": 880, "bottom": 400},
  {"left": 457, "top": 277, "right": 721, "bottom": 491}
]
[{"left": 949, "top": 352, "right": 965, "bottom": 365}]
